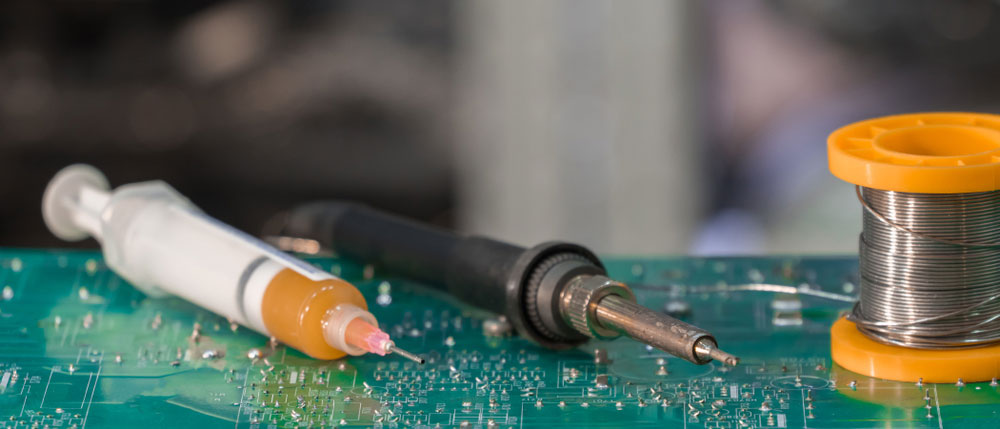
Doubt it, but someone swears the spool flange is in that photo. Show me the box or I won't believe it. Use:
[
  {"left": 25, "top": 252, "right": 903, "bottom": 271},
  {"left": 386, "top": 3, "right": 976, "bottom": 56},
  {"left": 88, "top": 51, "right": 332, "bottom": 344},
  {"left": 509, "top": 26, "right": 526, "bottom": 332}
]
[
  {"left": 828, "top": 112, "right": 1000, "bottom": 193},
  {"left": 831, "top": 318, "right": 1000, "bottom": 383}
]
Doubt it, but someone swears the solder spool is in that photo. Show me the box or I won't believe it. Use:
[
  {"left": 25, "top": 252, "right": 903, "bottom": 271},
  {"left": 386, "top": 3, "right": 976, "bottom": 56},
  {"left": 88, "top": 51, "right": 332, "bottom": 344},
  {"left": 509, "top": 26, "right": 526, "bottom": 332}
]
[{"left": 828, "top": 112, "right": 1000, "bottom": 383}]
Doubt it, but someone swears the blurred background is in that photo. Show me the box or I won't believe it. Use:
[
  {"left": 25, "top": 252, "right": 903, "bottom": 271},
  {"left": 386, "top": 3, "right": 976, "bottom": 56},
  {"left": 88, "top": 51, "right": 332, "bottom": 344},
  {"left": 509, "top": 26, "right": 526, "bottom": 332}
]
[{"left": 3, "top": 0, "right": 1000, "bottom": 255}]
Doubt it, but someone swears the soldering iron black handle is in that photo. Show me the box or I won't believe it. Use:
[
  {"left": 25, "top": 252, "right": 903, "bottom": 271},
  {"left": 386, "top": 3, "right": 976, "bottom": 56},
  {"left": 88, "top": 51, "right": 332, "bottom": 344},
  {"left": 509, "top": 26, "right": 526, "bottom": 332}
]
[
  {"left": 284, "top": 202, "right": 606, "bottom": 349},
  {"left": 286, "top": 202, "right": 518, "bottom": 310}
]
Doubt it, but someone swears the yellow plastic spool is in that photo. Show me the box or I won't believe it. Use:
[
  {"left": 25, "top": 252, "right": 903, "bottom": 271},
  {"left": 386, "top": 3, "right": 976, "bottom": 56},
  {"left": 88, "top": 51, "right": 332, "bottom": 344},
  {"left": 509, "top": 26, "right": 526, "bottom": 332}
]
[{"left": 828, "top": 112, "right": 1000, "bottom": 383}]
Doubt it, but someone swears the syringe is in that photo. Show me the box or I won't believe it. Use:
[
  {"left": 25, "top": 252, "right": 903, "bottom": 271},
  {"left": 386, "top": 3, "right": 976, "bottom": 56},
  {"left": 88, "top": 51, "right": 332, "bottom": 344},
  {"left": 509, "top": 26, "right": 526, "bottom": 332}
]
[{"left": 41, "top": 164, "right": 423, "bottom": 363}]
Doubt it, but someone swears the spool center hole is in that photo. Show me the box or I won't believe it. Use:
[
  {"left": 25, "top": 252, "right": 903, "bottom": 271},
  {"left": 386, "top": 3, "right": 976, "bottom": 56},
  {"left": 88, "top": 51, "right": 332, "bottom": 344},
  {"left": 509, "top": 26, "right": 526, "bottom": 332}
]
[{"left": 875, "top": 125, "right": 1000, "bottom": 157}]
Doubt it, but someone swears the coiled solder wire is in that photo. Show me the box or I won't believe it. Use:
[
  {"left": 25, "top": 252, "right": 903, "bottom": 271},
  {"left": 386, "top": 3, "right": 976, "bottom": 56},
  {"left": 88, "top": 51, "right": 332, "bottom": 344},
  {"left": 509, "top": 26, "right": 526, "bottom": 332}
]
[{"left": 850, "top": 187, "right": 1000, "bottom": 349}]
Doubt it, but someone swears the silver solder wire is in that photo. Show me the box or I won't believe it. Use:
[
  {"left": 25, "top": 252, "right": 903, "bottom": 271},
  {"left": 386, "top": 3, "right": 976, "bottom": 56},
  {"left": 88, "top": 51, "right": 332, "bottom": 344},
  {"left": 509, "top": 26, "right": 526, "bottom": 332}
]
[{"left": 849, "top": 186, "right": 1000, "bottom": 349}]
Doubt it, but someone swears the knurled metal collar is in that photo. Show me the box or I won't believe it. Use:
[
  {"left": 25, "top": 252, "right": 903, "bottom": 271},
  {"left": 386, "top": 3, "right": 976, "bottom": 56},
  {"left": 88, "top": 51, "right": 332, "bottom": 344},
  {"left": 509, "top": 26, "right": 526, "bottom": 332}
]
[
  {"left": 524, "top": 252, "right": 594, "bottom": 342},
  {"left": 560, "top": 275, "right": 635, "bottom": 339}
]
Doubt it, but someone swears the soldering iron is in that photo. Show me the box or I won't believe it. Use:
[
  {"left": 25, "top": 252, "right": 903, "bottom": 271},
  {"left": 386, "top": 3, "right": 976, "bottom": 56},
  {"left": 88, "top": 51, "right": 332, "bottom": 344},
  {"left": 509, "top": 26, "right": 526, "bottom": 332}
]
[{"left": 284, "top": 202, "right": 739, "bottom": 366}]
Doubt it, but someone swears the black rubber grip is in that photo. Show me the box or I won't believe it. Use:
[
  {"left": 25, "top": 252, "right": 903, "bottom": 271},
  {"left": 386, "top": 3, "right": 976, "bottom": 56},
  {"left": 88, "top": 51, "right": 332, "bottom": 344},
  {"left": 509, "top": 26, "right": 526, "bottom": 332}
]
[{"left": 284, "top": 202, "right": 525, "bottom": 315}]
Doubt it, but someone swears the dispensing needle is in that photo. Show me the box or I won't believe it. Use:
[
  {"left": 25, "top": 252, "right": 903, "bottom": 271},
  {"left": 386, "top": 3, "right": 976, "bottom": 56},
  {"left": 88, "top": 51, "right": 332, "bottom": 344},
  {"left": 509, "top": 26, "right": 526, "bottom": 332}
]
[
  {"left": 42, "top": 164, "right": 423, "bottom": 364},
  {"left": 284, "top": 202, "right": 739, "bottom": 366}
]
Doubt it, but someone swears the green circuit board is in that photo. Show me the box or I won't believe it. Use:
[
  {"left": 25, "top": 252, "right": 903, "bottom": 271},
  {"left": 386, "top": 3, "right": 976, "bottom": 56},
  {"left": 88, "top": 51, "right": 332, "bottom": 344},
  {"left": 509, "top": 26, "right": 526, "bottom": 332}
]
[{"left": 0, "top": 249, "right": 998, "bottom": 428}]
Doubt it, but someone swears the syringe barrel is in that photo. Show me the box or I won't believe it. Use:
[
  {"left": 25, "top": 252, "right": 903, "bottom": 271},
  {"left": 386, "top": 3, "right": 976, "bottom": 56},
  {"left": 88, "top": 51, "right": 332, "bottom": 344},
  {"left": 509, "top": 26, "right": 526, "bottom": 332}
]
[{"left": 43, "top": 165, "right": 372, "bottom": 359}]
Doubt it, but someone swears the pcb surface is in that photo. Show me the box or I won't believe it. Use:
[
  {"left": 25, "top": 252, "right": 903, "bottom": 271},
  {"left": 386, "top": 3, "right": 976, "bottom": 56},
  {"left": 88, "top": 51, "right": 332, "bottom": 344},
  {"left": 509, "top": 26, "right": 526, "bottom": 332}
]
[{"left": 0, "top": 249, "right": 997, "bottom": 428}]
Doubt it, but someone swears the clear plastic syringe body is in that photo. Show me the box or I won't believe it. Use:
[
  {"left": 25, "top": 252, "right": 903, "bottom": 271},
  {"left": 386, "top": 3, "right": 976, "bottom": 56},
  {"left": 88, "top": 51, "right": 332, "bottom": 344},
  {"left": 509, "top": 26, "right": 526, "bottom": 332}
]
[{"left": 42, "top": 164, "right": 398, "bottom": 360}]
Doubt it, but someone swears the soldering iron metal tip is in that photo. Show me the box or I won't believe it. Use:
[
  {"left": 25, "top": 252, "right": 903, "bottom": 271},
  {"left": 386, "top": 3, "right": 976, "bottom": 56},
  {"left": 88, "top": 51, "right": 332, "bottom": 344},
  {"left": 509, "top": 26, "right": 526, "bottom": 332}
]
[
  {"left": 388, "top": 344, "right": 425, "bottom": 365},
  {"left": 694, "top": 338, "right": 740, "bottom": 366}
]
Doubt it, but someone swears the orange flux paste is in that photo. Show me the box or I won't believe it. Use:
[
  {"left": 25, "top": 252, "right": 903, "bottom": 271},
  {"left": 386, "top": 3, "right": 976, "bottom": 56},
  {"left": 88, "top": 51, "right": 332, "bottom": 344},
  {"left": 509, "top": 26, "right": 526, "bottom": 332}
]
[{"left": 260, "top": 268, "right": 370, "bottom": 360}]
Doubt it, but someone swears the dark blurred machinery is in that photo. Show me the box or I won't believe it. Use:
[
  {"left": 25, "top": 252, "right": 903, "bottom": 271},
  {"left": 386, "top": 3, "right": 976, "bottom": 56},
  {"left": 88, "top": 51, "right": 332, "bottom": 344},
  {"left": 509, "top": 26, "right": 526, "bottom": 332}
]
[{"left": 0, "top": 0, "right": 455, "bottom": 247}]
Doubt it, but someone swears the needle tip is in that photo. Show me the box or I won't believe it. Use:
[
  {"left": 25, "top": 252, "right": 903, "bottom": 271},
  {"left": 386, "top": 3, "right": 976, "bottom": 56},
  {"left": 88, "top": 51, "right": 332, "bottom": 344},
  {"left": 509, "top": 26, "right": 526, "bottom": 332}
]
[{"left": 388, "top": 344, "right": 425, "bottom": 365}]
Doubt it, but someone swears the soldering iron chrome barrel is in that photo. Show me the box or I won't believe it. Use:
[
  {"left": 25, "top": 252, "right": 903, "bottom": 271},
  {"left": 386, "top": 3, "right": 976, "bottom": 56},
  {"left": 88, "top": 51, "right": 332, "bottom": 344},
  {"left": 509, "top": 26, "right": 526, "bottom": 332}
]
[{"left": 559, "top": 274, "right": 740, "bottom": 366}]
